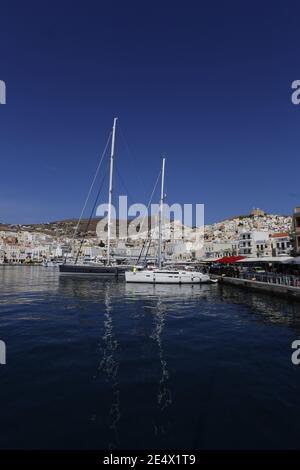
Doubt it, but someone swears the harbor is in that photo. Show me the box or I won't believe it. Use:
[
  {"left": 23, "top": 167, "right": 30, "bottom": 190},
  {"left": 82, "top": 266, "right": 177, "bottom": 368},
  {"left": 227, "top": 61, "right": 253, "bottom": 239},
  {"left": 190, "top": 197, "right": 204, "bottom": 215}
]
[
  {"left": 2, "top": 0, "right": 300, "bottom": 463},
  {"left": 1, "top": 266, "right": 300, "bottom": 450},
  {"left": 1, "top": 110, "right": 300, "bottom": 456}
]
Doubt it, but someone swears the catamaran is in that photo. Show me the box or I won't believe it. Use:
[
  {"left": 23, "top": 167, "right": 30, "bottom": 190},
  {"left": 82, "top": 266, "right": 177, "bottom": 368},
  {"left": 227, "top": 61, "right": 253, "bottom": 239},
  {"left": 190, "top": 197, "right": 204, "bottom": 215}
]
[{"left": 125, "top": 158, "right": 211, "bottom": 284}]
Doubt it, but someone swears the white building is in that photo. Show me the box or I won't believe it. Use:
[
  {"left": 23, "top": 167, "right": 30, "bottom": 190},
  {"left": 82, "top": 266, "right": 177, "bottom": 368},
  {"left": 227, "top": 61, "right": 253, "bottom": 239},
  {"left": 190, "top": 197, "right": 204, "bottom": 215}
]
[
  {"left": 270, "top": 233, "right": 292, "bottom": 257},
  {"left": 239, "top": 231, "right": 270, "bottom": 257},
  {"left": 204, "top": 241, "right": 239, "bottom": 259},
  {"left": 293, "top": 206, "right": 300, "bottom": 255}
]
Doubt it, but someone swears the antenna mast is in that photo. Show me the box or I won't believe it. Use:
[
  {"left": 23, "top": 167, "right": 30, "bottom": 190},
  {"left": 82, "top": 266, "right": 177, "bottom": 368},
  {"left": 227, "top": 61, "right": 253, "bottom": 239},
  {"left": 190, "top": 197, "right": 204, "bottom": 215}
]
[
  {"left": 107, "top": 117, "right": 118, "bottom": 265},
  {"left": 158, "top": 157, "right": 165, "bottom": 269}
]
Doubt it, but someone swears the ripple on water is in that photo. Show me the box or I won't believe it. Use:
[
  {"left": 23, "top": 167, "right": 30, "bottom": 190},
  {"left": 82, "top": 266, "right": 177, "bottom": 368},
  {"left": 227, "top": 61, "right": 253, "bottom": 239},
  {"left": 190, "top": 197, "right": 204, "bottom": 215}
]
[{"left": 1, "top": 267, "right": 300, "bottom": 449}]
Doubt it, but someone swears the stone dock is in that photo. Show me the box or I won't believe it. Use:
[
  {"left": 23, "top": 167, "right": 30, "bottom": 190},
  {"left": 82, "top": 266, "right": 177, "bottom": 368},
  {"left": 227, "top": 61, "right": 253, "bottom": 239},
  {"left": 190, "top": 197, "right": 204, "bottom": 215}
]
[{"left": 217, "top": 276, "right": 300, "bottom": 301}]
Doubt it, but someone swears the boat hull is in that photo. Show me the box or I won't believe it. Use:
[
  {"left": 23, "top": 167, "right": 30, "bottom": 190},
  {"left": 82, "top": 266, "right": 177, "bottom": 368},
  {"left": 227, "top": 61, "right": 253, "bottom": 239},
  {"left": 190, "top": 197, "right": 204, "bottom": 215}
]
[
  {"left": 59, "top": 264, "right": 127, "bottom": 277},
  {"left": 125, "top": 269, "right": 211, "bottom": 284}
]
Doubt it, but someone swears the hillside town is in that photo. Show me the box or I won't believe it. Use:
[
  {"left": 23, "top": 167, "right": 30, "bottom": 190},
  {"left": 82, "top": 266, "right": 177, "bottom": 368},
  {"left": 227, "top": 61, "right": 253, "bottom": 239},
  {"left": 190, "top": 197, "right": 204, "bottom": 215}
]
[{"left": 1, "top": 207, "right": 300, "bottom": 264}]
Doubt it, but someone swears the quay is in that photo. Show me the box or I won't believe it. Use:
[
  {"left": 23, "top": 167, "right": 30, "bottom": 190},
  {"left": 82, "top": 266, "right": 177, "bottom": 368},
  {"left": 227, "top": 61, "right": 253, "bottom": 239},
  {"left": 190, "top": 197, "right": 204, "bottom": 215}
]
[{"left": 217, "top": 275, "right": 300, "bottom": 301}]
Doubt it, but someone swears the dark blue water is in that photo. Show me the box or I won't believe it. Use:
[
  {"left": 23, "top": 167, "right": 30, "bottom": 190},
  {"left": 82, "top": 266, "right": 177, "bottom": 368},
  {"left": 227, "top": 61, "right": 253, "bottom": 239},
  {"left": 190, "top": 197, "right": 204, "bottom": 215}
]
[{"left": 1, "top": 266, "right": 300, "bottom": 449}]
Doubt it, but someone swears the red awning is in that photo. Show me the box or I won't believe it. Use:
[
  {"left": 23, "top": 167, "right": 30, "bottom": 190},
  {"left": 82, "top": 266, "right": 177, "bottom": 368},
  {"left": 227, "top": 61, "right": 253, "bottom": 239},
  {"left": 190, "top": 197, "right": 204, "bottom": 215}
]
[{"left": 215, "top": 256, "right": 246, "bottom": 264}]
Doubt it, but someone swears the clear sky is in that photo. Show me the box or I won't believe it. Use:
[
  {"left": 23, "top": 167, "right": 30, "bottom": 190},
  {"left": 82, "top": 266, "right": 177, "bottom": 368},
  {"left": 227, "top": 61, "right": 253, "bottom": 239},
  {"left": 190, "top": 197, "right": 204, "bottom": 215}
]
[{"left": 0, "top": 0, "right": 300, "bottom": 225}]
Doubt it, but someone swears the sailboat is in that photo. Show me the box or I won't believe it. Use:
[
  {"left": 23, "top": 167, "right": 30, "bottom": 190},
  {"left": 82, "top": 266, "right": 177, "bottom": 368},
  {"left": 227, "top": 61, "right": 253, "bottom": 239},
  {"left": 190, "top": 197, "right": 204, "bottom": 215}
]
[
  {"left": 125, "top": 158, "right": 211, "bottom": 284},
  {"left": 59, "top": 118, "right": 128, "bottom": 277}
]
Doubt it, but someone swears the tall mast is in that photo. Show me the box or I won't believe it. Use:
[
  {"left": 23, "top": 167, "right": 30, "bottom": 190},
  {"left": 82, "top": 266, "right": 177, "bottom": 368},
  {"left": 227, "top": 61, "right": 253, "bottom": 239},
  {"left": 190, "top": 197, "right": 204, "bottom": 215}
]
[
  {"left": 158, "top": 157, "right": 165, "bottom": 269},
  {"left": 107, "top": 117, "right": 118, "bottom": 265}
]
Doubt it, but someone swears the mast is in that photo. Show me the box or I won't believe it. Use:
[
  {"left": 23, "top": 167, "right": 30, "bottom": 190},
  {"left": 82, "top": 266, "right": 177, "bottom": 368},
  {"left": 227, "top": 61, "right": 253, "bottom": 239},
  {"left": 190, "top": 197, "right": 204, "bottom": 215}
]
[
  {"left": 107, "top": 117, "right": 118, "bottom": 265},
  {"left": 158, "top": 157, "right": 165, "bottom": 269}
]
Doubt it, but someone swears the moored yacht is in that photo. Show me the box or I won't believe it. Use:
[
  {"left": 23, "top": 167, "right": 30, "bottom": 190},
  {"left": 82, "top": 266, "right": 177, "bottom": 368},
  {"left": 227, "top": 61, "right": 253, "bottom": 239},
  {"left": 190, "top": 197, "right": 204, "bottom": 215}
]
[
  {"left": 125, "top": 267, "right": 210, "bottom": 284},
  {"left": 125, "top": 158, "right": 212, "bottom": 285},
  {"left": 59, "top": 117, "right": 130, "bottom": 277}
]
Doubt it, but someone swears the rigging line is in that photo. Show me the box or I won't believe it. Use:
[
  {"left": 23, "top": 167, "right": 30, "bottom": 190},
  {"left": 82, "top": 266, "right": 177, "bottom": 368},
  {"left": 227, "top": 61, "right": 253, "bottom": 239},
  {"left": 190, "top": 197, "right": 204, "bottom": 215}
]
[
  {"left": 136, "top": 169, "right": 162, "bottom": 264},
  {"left": 141, "top": 168, "right": 162, "bottom": 227},
  {"left": 138, "top": 234, "right": 152, "bottom": 265},
  {"left": 143, "top": 234, "right": 153, "bottom": 264},
  {"left": 71, "top": 131, "right": 112, "bottom": 245},
  {"left": 137, "top": 170, "right": 161, "bottom": 262},
  {"left": 118, "top": 124, "right": 146, "bottom": 194},
  {"left": 74, "top": 165, "right": 109, "bottom": 265},
  {"left": 114, "top": 161, "right": 136, "bottom": 206}
]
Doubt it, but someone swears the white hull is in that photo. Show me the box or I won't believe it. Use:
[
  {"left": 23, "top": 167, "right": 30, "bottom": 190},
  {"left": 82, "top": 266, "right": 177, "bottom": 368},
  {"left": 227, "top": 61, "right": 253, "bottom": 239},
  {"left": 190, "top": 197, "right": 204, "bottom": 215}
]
[{"left": 125, "top": 269, "right": 211, "bottom": 284}]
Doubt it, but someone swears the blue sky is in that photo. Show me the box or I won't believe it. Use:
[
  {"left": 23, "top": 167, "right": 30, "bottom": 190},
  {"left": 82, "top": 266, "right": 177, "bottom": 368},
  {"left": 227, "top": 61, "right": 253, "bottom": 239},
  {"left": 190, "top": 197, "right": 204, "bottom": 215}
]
[{"left": 0, "top": 0, "right": 300, "bottom": 225}]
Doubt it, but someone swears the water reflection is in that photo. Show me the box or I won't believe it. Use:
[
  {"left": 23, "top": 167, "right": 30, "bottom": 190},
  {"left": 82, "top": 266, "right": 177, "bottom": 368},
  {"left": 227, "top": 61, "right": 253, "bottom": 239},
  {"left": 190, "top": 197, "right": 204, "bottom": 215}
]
[
  {"left": 150, "top": 295, "right": 172, "bottom": 438},
  {"left": 0, "top": 266, "right": 59, "bottom": 305},
  {"left": 219, "top": 284, "right": 300, "bottom": 331},
  {"left": 124, "top": 282, "right": 213, "bottom": 300},
  {"left": 124, "top": 284, "right": 175, "bottom": 439},
  {"left": 3, "top": 268, "right": 300, "bottom": 448},
  {"left": 96, "top": 283, "right": 120, "bottom": 449}
]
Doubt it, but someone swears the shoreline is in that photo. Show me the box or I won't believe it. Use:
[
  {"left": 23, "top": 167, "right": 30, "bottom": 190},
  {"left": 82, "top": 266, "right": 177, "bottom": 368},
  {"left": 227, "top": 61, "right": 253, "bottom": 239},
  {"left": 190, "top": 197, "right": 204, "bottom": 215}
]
[{"left": 217, "top": 275, "right": 300, "bottom": 301}]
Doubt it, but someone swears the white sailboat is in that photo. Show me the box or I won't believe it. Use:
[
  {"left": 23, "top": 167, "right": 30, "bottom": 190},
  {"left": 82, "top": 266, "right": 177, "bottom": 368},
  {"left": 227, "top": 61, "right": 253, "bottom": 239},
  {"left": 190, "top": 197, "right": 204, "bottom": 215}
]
[{"left": 125, "top": 158, "right": 211, "bottom": 284}]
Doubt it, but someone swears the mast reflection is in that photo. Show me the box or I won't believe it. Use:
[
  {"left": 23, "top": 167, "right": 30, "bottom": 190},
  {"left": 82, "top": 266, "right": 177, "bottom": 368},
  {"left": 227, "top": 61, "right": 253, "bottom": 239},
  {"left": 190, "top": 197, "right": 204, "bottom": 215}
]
[
  {"left": 97, "top": 283, "right": 120, "bottom": 449},
  {"left": 150, "top": 295, "right": 172, "bottom": 437}
]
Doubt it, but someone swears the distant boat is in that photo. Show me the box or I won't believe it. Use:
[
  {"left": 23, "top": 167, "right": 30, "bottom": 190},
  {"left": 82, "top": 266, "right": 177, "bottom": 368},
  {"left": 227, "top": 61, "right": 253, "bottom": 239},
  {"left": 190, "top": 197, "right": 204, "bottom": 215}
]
[
  {"left": 59, "top": 118, "right": 129, "bottom": 277},
  {"left": 125, "top": 158, "right": 211, "bottom": 284},
  {"left": 43, "top": 260, "right": 57, "bottom": 267}
]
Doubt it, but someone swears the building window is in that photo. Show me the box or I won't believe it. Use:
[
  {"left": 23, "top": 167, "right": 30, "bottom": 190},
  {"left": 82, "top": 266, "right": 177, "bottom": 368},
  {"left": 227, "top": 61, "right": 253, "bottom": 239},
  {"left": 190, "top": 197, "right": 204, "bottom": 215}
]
[{"left": 296, "top": 217, "right": 300, "bottom": 228}]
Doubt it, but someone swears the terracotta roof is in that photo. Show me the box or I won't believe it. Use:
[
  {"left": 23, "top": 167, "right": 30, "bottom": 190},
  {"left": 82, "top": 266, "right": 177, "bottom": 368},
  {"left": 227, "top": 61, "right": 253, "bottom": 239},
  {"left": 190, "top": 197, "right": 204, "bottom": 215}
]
[{"left": 270, "top": 232, "right": 289, "bottom": 238}]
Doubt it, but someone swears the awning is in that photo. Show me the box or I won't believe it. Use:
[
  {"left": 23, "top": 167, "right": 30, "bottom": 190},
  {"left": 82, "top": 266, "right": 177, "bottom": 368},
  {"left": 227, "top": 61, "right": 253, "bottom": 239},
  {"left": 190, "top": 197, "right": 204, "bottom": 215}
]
[
  {"left": 214, "top": 256, "right": 246, "bottom": 264},
  {"left": 238, "top": 256, "right": 294, "bottom": 264}
]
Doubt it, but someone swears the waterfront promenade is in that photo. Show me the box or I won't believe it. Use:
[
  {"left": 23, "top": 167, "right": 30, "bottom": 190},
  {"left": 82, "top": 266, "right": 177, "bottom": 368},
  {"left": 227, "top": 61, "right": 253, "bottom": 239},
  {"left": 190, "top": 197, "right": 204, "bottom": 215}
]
[{"left": 217, "top": 272, "right": 300, "bottom": 301}]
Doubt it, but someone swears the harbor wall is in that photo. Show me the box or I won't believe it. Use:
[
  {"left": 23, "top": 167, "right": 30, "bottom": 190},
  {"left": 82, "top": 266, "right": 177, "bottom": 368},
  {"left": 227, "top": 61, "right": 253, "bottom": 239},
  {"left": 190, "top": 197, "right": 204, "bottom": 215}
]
[{"left": 218, "top": 276, "right": 300, "bottom": 301}]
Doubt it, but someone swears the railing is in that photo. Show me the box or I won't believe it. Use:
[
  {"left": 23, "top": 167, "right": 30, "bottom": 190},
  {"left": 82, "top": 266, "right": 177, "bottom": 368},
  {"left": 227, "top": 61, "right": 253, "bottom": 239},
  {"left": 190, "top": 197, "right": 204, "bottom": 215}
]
[{"left": 239, "top": 272, "right": 300, "bottom": 288}]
